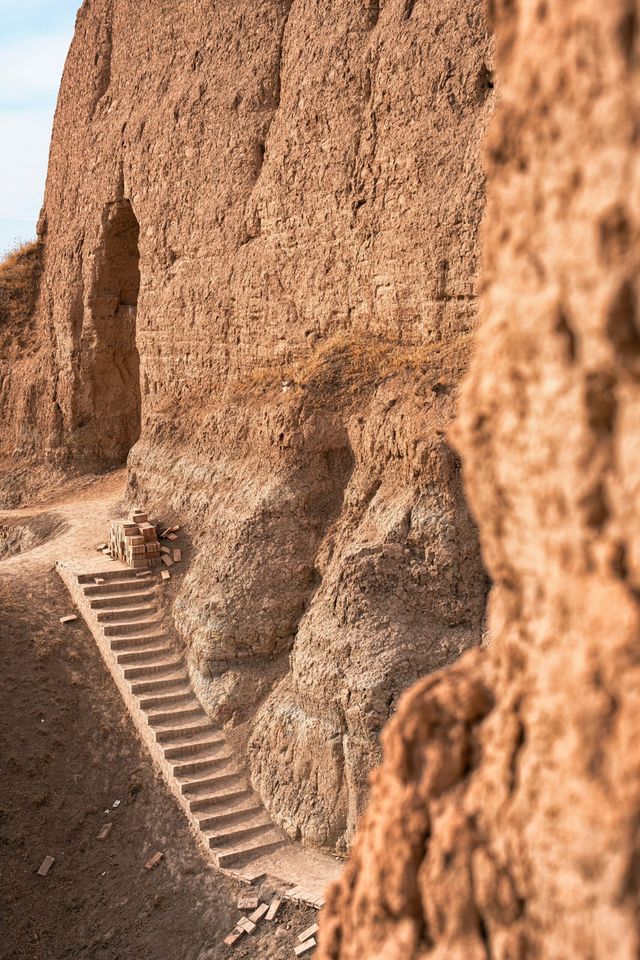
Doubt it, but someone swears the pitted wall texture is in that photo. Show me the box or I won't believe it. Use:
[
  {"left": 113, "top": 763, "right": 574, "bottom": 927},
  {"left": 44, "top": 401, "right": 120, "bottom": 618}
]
[{"left": 319, "top": 0, "right": 640, "bottom": 954}]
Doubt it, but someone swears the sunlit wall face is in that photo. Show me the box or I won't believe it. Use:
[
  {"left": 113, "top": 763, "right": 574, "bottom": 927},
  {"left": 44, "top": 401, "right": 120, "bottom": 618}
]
[{"left": 0, "top": 0, "right": 79, "bottom": 256}]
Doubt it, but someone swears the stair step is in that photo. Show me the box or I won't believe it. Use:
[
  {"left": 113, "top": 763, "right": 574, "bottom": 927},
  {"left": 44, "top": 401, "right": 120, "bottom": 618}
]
[
  {"left": 78, "top": 570, "right": 140, "bottom": 584},
  {"left": 104, "top": 618, "right": 161, "bottom": 637},
  {"left": 163, "top": 734, "right": 226, "bottom": 761},
  {"left": 155, "top": 718, "right": 219, "bottom": 742},
  {"left": 97, "top": 604, "right": 156, "bottom": 622},
  {"left": 188, "top": 783, "right": 251, "bottom": 812},
  {"left": 215, "top": 832, "right": 287, "bottom": 868},
  {"left": 111, "top": 630, "right": 167, "bottom": 650},
  {"left": 83, "top": 577, "right": 159, "bottom": 595},
  {"left": 195, "top": 796, "right": 262, "bottom": 831},
  {"left": 116, "top": 644, "right": 174, "bottom": 665},
  {"left": 138, "top": 687, "right": 193, "bottom": 711},
  {"left": 147, "top": 704, "right": 204, "bottom": 727},
  {"left": 89, "top": 589, "right": 157, "bottom": 609},
  {"left": 123, "top": 658, "right": 183, "bottom": 681},
  {"left": 179, "top": 766, "right": 244, "bottom": 796},
  {"left": 207, "top": 815, "right": 274, "bottom": 848},
  {"left": 131, "top": 670, "right": 189, "bottom": 695},
  {"left": 171, "top": 752, "right": 233, "bottom": 779}
]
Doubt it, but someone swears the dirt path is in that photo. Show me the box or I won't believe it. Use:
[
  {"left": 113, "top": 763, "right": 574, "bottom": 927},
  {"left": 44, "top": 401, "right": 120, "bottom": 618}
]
[
  {"left": 0, "top": 470, "right": 128, "bottom": 574},
  {"left": 0, "top": 473, "right": 316, "bottom": 960}
]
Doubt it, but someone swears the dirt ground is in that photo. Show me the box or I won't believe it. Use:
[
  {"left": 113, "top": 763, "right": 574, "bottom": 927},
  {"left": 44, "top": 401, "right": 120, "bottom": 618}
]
[{"left": 0, "top": 474, "right": 317, "bottom": 960}]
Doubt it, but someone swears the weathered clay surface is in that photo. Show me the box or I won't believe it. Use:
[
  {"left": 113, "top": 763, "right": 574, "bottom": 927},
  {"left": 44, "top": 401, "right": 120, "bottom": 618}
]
[
  {"left": 1, "top": 0, "right": 492, "bottom": 848},
  {"left": 0, "top": 242, "right": 64, "bottom": 506},
  {"left": 319, "top": 0, "right": 640, "bottom": 955},
  {"left": 245, "top": 347, "right": 488, "bottom": 850}
]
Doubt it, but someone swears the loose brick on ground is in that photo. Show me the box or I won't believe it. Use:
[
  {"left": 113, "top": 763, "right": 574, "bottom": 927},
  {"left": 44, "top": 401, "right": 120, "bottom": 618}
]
[
  {"left": 298, "top": 923, "right": 318, "bottom": 942},
  {"left": 248, "top": 903, "right": 269, "bottom": 923},
  {"left": 266, "top": 897, "right": 282, "bottom": 920},
  {"left": 294, "top": 939, "right": 316, "bottom": 956},
  {"left": 223, "top": 927, "right": 244, "bottom": 946},
  {"left": 238, "top": 892, "right": 259, "bottom": 911},
  {"left": 37, "top": 855, "right": 55, "bottom": 877}
]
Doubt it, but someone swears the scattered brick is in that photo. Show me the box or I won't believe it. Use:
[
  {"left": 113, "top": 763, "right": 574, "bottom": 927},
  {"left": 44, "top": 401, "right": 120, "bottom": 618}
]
[
  {"left": 294, "top": 939, "right": 316, "bottom": 956},
  {"left": 238, "top": 892, "right": 259, "bottom": 911},
  {"left": 144, "top": 851, "right": 164, "bottom": 870},
  {"left": 223, "top": 927, "right": 244, "bottom": 946},
  {"left": 59, "top": 615, "right": 78, "bottom": 624},
  {"left": 97, "top": 823, "right": 113, "bottom": 840},
  {"left": 238, "top": 918, "right": 256, "bottom": 934},
  {"left": 37, "top": 855, "right": 55, "bottom": 877},
  {"left": 161, "top": 555, "right": 174, "bottom": 567},
  {"left": 173, "top": 549, "right": 182, "bottom": 562},
  {"left": 266, "top": 897, "right": 282, "bottom": 920},
  {"left": 161, "top": 570, "right": 171, "bottom": 581},
  {"left": 167, "top": 533, "right": 178, "bottom": 541},
  {"left": 248, "top": 903, "right": 269, "bottom": 924},
  {"left": 298, "top": 923, "right": 319, "bottom": 943}
]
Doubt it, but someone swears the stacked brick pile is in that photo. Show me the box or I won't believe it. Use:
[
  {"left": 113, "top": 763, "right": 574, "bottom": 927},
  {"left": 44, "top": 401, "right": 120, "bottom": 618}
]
[{"left": 108, "top": 509, "right": 162, "bottom": 569}]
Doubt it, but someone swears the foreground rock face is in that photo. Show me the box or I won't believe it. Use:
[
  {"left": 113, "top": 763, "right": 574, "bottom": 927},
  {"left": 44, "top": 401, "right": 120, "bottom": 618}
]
[
  {"left": 2, "top": 0, "right": 492, "bottom": 847},
  {"left": 320, "top": 0, "right": 640, "bottom": 954}
]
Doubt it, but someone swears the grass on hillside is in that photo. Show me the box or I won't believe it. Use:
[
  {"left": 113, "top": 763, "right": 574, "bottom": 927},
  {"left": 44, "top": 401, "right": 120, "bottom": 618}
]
[{"left": 0, "top": 240, "right": 44, "bottom": 329}]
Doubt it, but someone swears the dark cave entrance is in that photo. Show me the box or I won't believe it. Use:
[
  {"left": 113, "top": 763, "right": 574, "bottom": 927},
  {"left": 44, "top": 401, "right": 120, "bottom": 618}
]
[{"left": 90, "top": 199, "right": 141, "bottom": 465}]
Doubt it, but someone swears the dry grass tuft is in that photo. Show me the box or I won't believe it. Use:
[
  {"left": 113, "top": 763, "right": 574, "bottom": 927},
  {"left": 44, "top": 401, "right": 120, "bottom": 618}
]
[
  {"left": 230, "top": 330, "right": 475, "bottom": 408},
  {"left": 0, "top": 240, "right": 44, "bottom": 329}
]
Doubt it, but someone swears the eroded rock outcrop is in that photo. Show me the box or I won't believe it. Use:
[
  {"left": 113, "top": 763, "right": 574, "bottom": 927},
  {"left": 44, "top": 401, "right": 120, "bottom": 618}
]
[
  {"left": 2, "top": 0, "right": 493, "bottom": 848},
  {"left": 319, "top": 0, "right": 640, "bottom": 954},
  {"left": 0, "top": 241, "right": 68, "bottom": 506}
]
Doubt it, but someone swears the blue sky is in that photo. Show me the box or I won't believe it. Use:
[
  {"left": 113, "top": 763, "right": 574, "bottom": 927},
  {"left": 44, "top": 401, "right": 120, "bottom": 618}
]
[{"left": 0, "top": 0, "right": 80, "bottom": 256}]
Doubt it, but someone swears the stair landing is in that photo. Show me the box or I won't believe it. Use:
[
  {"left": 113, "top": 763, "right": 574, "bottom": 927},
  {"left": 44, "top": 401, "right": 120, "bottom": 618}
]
[{"left": 56, "top": 556, "right": 342, "bottom": 905}]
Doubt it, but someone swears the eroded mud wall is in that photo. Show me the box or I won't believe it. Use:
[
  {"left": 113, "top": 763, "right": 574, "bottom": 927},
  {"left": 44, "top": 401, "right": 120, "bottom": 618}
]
[
  {"left": 319, "top": 0, "right": 640, "bottom": 954},
  {"left": 9, "top": 0, "right": 493, "bottom": 848},
  {"left": 0, "top": 242, "right": 67, "bottom": 506}
]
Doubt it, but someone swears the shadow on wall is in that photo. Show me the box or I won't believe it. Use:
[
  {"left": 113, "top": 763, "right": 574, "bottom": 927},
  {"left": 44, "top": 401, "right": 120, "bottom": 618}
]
[{"left": 86, "top": 199, "right": 141, "bottom": 465}]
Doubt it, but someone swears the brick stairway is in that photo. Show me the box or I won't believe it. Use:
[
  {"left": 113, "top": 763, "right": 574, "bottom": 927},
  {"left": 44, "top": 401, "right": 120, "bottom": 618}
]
[
  {"left": 72, "top": 565, "right": 289, "bottom": 868},
  {"left": 57, "top": 559, "right": 340, "bottom": 901}
]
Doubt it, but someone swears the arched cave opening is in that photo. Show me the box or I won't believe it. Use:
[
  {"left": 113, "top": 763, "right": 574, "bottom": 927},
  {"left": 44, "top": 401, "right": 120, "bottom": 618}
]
[{"left": 89, "top": 199, "right": 141, "bottom": 465}]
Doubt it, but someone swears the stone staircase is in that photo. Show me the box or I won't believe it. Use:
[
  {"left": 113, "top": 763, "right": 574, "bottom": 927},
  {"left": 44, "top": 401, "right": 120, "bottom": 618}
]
[{"left": 58, "top": 562, "right": 292, "bottom": 874}]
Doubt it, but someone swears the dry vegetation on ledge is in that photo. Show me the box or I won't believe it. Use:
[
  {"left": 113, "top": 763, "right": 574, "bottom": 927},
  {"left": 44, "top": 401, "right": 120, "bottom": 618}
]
[
  {"left": 0, "top": 241, "right": 43, "bottom": 331},
  {"left": 227, "top": 331, "right": 477, "bottom": 409}
]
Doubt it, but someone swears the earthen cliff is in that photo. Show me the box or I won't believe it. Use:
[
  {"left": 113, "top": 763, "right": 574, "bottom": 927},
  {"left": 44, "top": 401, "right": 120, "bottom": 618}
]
[
  {"left": 319, "top": 0, "right": 640, "bottom": 955},
  {"left": 0, "top": 0, "right": 493, "bottom": 849}
]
